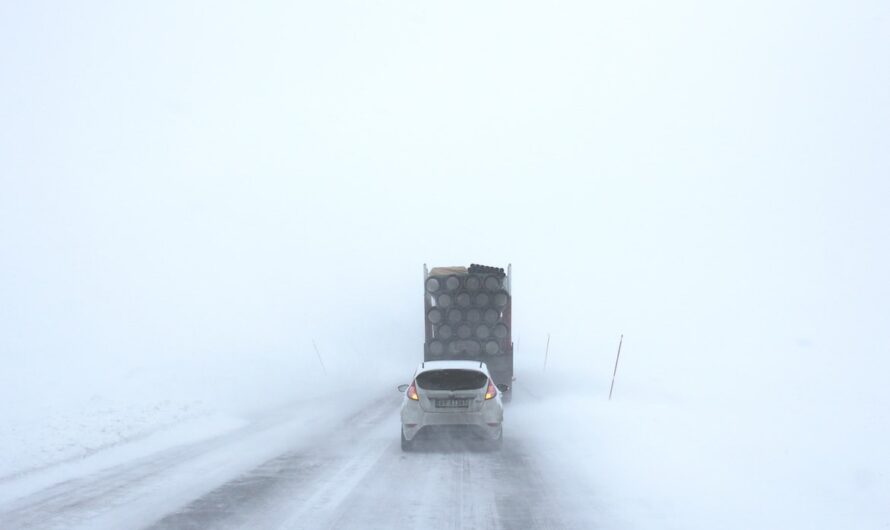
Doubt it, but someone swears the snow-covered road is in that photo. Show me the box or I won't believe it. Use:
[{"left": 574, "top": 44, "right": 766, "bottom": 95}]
[{"left": 0, "top": 390, "right": 599, "bottom": 529}]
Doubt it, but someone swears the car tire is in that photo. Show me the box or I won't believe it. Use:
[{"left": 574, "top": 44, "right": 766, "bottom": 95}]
[
  {"left": 490, "top": 428, "right": 503, "bottom": 451},
  {"left": 401, "top": 427, "right": 413, "bottom": 452}
]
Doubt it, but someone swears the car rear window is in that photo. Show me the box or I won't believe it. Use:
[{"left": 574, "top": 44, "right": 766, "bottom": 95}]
[{"left": 416, "top": 369, "right": 488, "bottom": 391}]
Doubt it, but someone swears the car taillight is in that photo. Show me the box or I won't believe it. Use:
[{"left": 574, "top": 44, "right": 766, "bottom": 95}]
[
  {"left": 484, "top": 379, "right": 497, "bottom": 400},
  {"left": 407, "top": 381, "right": 420, "bottom": 401}
]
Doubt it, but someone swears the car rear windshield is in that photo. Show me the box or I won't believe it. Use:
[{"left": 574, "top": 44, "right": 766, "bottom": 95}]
[{"left": 416, "top": 369, "right": 488, "bottom": 391}]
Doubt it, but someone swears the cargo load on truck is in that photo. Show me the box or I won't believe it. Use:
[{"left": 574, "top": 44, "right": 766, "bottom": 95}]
[{"left": 423, "top": 263, "right": 513, "bottom": 390}]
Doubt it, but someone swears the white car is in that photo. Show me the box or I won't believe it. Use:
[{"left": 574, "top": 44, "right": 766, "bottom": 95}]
[{"left": 398, "top": 360, "right": 506, "bottom": 451}]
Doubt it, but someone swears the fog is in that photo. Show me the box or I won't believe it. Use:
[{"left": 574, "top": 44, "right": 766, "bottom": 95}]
[{"left": 2, "top": 1, "right": 888, "bottom": 528}]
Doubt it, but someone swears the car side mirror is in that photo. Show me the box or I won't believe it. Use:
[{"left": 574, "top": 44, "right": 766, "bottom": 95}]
[
  {"left": 397, "top": 384, "right": 409, "bottom": 392},
  {"left": 496, "top": 384, "right": 509, "bottom": 393}
]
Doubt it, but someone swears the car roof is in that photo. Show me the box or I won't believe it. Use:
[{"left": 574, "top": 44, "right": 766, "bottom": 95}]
[{"left": 415, "top": 360, "right": 489, "bottom": 374}]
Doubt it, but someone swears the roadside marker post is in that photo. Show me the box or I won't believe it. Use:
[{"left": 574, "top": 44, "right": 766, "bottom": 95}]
[
  {"left": 543, "top": 333, "right": 551, "bottom": 371},
  {"left": 312, "top": 339, "right": 328, "bottom": 375},
  {"left": 608, "top": 334, "right": 624, "bottom": 400}
]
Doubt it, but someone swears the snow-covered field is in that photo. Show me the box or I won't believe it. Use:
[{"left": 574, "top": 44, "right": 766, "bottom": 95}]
[{"left": 514, "top": 361, "right": 890, "bottom": 530}]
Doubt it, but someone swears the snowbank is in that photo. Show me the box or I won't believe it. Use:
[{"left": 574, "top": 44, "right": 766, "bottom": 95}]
[
  {"left": 0, "top": 343, "right": 409, "bottom": 484},
  {"left": 0, "top": 396, "right": 227, "bottom": 479},
  {"left": 511, "top": 356, "right": 890, "bottom": 530}
]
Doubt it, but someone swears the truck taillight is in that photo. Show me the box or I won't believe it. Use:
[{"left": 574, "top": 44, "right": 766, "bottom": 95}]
[
  {"left": 484, "top": 379, "right": 497, "bottom": 400},
  {"left": 407, "top": 381, "right": 420, "bottom": 401}
]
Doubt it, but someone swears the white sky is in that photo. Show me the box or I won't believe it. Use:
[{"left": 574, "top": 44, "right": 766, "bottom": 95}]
[{"left": 1, "top": 1, "right": 888, "bottom": 400}]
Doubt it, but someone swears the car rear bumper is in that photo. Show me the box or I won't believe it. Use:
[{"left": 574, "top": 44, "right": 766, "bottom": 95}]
[{"left": 401, "top": 405, "right": 502, "bottom": 441}]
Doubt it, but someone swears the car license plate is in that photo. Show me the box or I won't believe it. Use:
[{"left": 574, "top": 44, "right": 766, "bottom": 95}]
[{"left": 436, "top": 399, "right": 470, "bottom": 408}]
